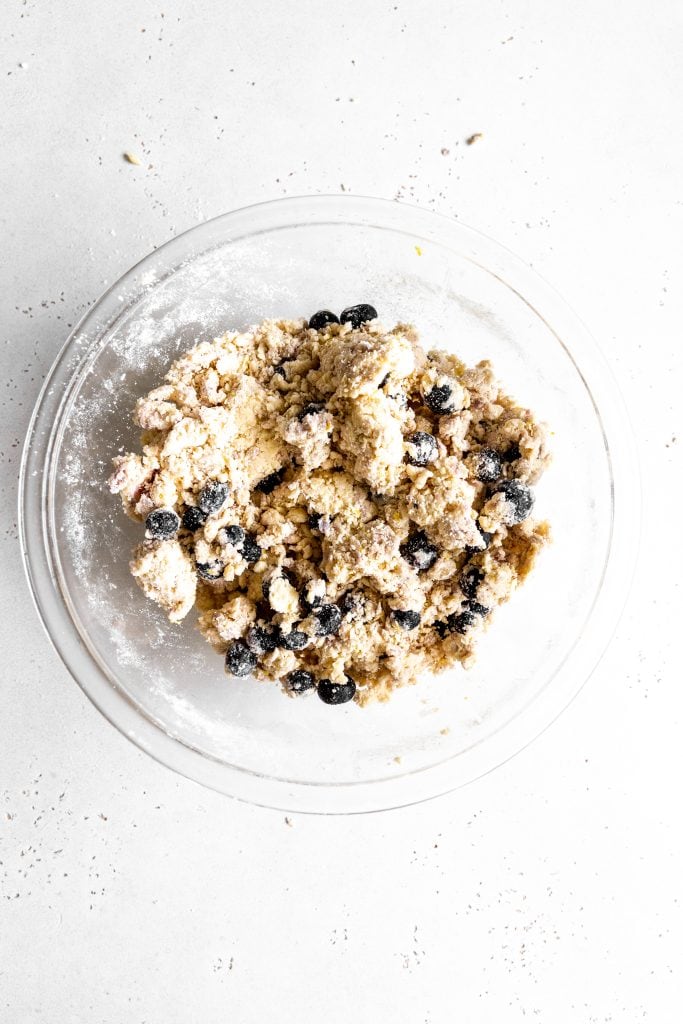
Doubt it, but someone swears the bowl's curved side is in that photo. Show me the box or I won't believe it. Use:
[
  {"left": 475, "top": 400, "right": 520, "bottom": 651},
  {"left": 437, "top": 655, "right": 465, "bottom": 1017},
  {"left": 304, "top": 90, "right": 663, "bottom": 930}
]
[{"left": 19, "top": 195, "right": 640, "bottom": 813}]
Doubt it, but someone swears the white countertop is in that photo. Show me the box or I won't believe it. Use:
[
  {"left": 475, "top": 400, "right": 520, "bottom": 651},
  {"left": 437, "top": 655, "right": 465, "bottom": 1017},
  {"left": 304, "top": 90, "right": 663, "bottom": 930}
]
[{"left": 2, "top": 2, "right": 681, "bottom": 1020}]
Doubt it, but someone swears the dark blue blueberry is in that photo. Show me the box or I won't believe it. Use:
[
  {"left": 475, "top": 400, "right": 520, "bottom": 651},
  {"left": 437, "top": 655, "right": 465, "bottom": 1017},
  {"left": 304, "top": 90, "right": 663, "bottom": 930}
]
[
  {"left": 182, "top": 505, "right": 207, "bottom": 532},
  {"left": 282, "top": 567, "right": 298, "bottom": 587},
  {"left": 223, "top": 524, "right": 245, "bottom": 547},
  {"left": 491, "top": 479, "right": 535, "bottom": 524},
  {"left": 286, "top": 669, "right": 316, "bottom": 694},
  {"left": 339, "top": 591, "right": 362, "bottom": 617},
  {"left": 340, "top": 304, "right": 378, "bottom": 328},
  {"left": 466, "top": 600, "right": 490, "bottom": 617},
  {"left": 317, "top": 676, "right": 356, "bottom": 705},
  {"left": 145, "top": 508, "right": 180, "bottom": 540},
  {"left": 225, "top": 640, "right": 257, "bottom": 677},
  {"left": 466, "top": 525, "right": 493, "bottom": 555},
  {"left": 280, "top": 630, "right": 309, "bottom": 651},
  {"left": 400, "top": 530, "right": 439, "bottom": 573},
  {"left": 298, "top": 402, "right": 325, "bottom": 421},
  {"left": 255, "top": 467, "right": 286, "bottom": 494},
  {"left": 313, "top": 603, "right": 342, "bottom": 636},
  {"left": 308, "top": 512, "right": 322, "bottom": 531},
  {"left": 424, "top": 383, "right": 455, "bottom": 414},
  {"left": 308, "top": 310, "right": 340, "bottom": 331},
  {"left": 459, "top": 566, "right": 484, "bottom": 600},
  {"left": 246, "top": 625, "right": 281, "bottom": 655},
  {"left": 392, "top": 609, "right": 421, "bottom": 630},
  {"left": 474, "top": 447, "right": 502, "bottom": 483},
  {"left": 435, "top": 608, "right": 480, "bottom": 637},
  {"left": 196, "top": 560, "right": 225, "bottom": 581},
  {"left": 405, "top": 431, "right": 438, "bottom": 467},
  {"left": 198, "top": 481, "right": 230, "bottom": 514},
  {"left": 448, "top": 610, "right": 478, "bottom": 634},
  {"left": 241, "top": 534, "right": 262, "bottom": 563},
  {"left": 501, "top": 441, "right": 521, "bottom": 463}
]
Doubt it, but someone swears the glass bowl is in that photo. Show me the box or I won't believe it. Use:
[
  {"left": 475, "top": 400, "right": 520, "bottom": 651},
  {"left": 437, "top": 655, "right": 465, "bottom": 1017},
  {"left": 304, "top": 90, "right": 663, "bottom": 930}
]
[{"left": 19, "top": 196, "right": 638, "bottom": 813}]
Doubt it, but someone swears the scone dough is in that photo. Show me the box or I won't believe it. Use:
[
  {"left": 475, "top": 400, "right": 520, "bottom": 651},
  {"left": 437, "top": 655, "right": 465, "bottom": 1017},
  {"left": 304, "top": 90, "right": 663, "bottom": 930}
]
[{"left": 110, "top": 316, "right": 550, "bottom": 704}]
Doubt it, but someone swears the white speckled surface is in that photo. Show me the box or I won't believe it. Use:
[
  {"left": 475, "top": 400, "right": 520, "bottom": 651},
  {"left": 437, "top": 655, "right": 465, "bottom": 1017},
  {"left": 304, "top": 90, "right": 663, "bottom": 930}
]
[{"left": 1, "top": 2, "right": 681, "bottom": 1020}]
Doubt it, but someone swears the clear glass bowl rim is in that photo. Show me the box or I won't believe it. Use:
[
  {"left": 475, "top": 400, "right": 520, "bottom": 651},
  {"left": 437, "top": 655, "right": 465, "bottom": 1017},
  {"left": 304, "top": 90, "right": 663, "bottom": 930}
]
[{"left": 18, "top": 194, "right": 640, "bottom": 814}]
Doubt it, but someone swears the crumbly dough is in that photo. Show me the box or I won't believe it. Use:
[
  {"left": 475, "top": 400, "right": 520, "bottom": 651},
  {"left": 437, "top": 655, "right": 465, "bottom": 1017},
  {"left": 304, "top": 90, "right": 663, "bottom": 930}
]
[{"left": 109, "top": 316, "right": 551, "bottom": 704}]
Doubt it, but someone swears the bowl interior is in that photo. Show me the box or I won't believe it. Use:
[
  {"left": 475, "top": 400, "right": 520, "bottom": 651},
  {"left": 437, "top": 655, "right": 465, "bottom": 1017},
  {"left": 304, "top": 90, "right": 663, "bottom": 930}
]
[{"left": 45, "top": 208, "right": 612, "bottom": 802}]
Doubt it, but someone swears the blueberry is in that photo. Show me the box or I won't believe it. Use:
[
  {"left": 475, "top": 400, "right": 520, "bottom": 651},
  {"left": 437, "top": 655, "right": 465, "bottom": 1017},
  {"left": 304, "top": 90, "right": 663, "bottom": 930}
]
[
  {"left": 198, "top": 481, "right": 230, "bottom": 514},
  {"left": 448, "top": 610, "right": 478, "bottom": 634},
  {"left": 223, "top": 524, "right": 245, "bottom": 547},
  {"left": 182, "top": 505, "right": 207, "bottom": 532},
  {"left": 282, "top": 567, "right": 298, "bottom": 587},
  {"left": 308, "top": 310, "right": 340, "bottom": 331},
  {"left": 466, "top": 525, "right": 494, "bottom": 555},
  {"left": 435, "top": 608, "right": 480, "bottom": 637},
  {"left": 405, "top": 431, "right": 438, "bottom": 467},
  {"left": 255, "top": 467, "right": 286, "bottom": 494},
  {"left": 308, "top": 512, "right": 322, "bottom": 531},
  {"left": 474, "top": 447, "right": 502, "bottom": 483},
  {"left": 196, "top": 560, "right": 225, "bottom": 581},
  {"left": 145, "top": 508, "right": 180, "bottom": 540},
  {"left": 400, "top": 530, "right": 439, "bottom": 572},
  {"left": 317, "top": 676, "right": 356, "bottom": 705},
  {"left": 225, "top": 640, "right": 257, "bottom": 677},
  {"left": 298, "top": 402, "right": 325, "bottom": 421},
  {"left": 280, "top": 630, "right": 309, "bottom": 651},
  {"left": 273, "top": 362, "right": 288, "bottom": 378},
  {"left": 313, "top": 603, "right": 342, "bottom": 636},
  {"left": 491, "top": 479, "right": 535, "bottom": 524},
  {"left": 339, "top": 591, "right": 362, "bottom": 617},
  {"left": 466, "top": 600, "right": 490, "bottom": 617},
  {"left": 286, "top": 669, "right": 316, "bottom": 694},
  {"left": 424, "top": 383, "right": 455, "bottom": 415},
  {"left": 501, "top": 441, "right": 521, "bottom": 463},
  {"left": 340, "top": 304, "right": 378, "bottom": 328},
  {"left": 247, "top": 624, "right": 280, "bottom": 655},
  {"left": 460, "top": 566, "right": 484, "bottom": 600},
  {"left": 392, "top": 609, "right": 421, "bottom": 630},
  {"left": 241, "top": 534, "right": 262, "bottom": 563}
]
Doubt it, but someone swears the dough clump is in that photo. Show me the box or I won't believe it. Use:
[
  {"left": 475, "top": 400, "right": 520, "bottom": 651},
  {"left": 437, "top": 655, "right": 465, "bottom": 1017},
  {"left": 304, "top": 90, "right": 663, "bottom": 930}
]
[{"left": 110, "top": 317, "right": 551, "bottom": 704}]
